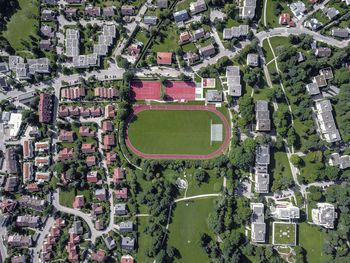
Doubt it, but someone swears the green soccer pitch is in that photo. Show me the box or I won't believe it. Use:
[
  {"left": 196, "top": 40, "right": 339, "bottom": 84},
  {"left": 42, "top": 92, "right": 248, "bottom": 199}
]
[{"left": 127, "top": 109, "right": 226, "bottom": 155}]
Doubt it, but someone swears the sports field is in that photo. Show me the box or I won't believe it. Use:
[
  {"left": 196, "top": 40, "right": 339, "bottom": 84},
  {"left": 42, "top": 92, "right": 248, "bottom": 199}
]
[{"left": 126, "top": 105, "right": 230, "bottom": 159}]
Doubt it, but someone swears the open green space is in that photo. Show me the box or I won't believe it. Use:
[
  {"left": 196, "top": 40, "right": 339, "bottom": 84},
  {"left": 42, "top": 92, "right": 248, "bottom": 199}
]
[
  {"left": 168, "top": 198, "right": 218, "bottom": 262},
  {"left": 299, "top": 223, "right": 332, "bottom": 263},
  {"left": 151, "top": 24, "right": 179, "bottom": 52},
  {"left": 3, "top": 0, "right": 39, "bottom": 53},
  {"left": 59, "top": 188, "right": 76, "bottom": 208},
  {"left": 181, "top": 42, "right": 197, "bottom": 53},
  {"left": 128, "top": 109, "right": 225, "bottom": 155},
  {"left": 263, "top": 0, "right": 292, "bottom": 28},
  {"left": 135, "top": 29, "right": 150, "bottom": 46},
  {"left": 273, "top": 222, "right": 296, "bottom": 245},
  {"left": 175, "top": 0, "right": 194, "bottom": 10},
  {"left": 136, "top": 217, "right": 153, "bottom": 262},
  {"left": 299, "top": 151, "right": 324, "bottom": 183},
  {"left": 271, "top": 150, "right": 294, "bottom": 191}
]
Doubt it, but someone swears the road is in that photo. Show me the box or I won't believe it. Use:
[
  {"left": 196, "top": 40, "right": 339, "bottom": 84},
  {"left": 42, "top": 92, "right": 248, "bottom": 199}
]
[{"left": 33, "top": 216, "right": 55, "bottom": 263}]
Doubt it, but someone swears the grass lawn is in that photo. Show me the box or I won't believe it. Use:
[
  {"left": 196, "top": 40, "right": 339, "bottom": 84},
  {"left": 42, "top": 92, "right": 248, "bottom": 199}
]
[
  {"left": 299, "top": 151, "right": 324, "bottom": 183},
  {"left": 299, "top": 223, "right": 332, "bottom": 263},
  {"left": 152, "top": 25, "right": 179, "bottom": 52},
  {"left": 311, "top": 10, "right": 330, "bottom": 25},
  {"left": 136, "top": 217, "right": 153, "bottom": 262},
  {"left": 269, "top": 36, "right": 290, "bottom": 51},
  {"left": 271, "top": 150, "right": 294, "bottom": 191},
  {"left": 59, "top": 188, "right": 76, "bottom": 208},
  {"left": 264, "top": 0, "right": 292, "bottom": 28},
  {"left": 253, "top": 87, "right": 272, "bottom": 100},
  {"left": 128, "top": 109, "right": 225, "bottom": 155},
  {"left": 135, "top": 29, "right": 150, "bottom": 46},
  {"left": 3, "top": 0, "right": 39, "bottom": 53},
  {"left": 168, "top": 198, "right": 218, "bottom": 263},
  {"left": 176, "top": 0, "right": 195, "bottom": 11},
  {"left": 272, "top": 222, "right": 296, "bottom": 245},
  {"left": 262, "top": 39, "right": 274, "bottom": 63},
  {"left": 181, "top": 42, "right": 197, "bottom": 53}
]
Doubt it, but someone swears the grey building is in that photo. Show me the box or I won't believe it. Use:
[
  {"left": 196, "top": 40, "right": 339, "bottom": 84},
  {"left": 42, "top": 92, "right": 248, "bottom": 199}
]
[
  {"left": 312, "top": 203, "right": 337, "bottom": 229},
  {"left": 173, "top": 10, "right": 189, "bottom": 23},
  {"left": 315, "top": 100, "right": 341, "bottom": 143},
  {"left": 5, "top": 147, "right": 18, "bottom": 174},
  {"left": 199, "top": 44, "right": 216, "bottom": 58},
  {"left": 157, "top": 0, "right": 168, "bottom": 8},
  {"left": 331, "top": 28, "right": 349, "bottom": 38},
  {"left": 118, "top": 221, "right": 133, "bottom": 232},
  {"left": 206, "top": 90, "right": 223, "bottom": 103},
  {"left": 226, "top": 66, "right": 242, "bottom": 97},
  {"left": 247, "top": 53, "right": 259, "bottom": 67},
  {"left": 255, "top": 100, "right": 271, "bottom": 131},
  {"left": 103, "top": 236, "right": 116, "bottom": 250},
  {"left": 144, "top": 16, "right": 157, "bottom": 25},
  {"left": 250, "top": 203, "right": 266, "bottom": 243},
  {"left": 190, "top": 0, "right": 207, "bottom": 15},
  {"left": 121, "top": 236, "right": 135, "bottom": 251},
  {"left": 115, "top": 203, "right": 128, "bottom": 215}
]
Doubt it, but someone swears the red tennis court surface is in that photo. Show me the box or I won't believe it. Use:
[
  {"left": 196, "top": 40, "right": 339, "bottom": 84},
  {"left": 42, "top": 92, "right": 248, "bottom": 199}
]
[
  {"left": 130, "top": 80, "right": 161, "bottom": 100},
  {"left": 165, "top": 81, "right": 196, "bottom": 101}
]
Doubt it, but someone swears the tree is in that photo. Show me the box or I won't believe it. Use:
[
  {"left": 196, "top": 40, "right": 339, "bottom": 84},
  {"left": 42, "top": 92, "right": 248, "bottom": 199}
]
[
  {"left": 290, "top": 154, "right": 302, "bottom": 167},
  {"left": 194, "top": 169, "right": 209, "bottom": 185}
]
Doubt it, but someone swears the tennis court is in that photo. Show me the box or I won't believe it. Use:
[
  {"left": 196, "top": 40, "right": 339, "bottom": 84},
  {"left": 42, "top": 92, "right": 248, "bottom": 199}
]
[
  {"left": 165, "top": 81, "right": 196, "bottom": 101},
  {"left": 130, "top": 80, "right": 161, "bottom": 100}
]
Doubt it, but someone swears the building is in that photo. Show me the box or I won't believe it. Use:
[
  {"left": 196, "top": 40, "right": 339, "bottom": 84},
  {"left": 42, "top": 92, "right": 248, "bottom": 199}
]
[
  {"left": 22, "top": 140, "right": 34, "bottom": 159},
  {"left": 199, "top": 44, "right": 216, "bottom": 58},
  {"left": 7, "top": 113, "right": 23, "bottom": 138},
  {"left": 91, "top": 250, "right": 106, "bottom": 262},
  {"left": 241, "top": 0, "right": 257, "bottom": 19},
  {"left": 193, "top": 28, "right": 205, "bottom": 40},
  {"left": 226, "top": 66, "right": 242, "bottom": 97},
  {"left": 85, "top": 5, "right": 101, "bottom": 17},
  {"left": 247, "top": 53, "right": 259, "bottom": 67},
  {"left": 190, "top": 0, "right": 207, "bottom": 15},
  {"left": 103, "top": 134, "right": 116, "bottom": 150},
  {"left": 279, "top": 13, "right": 295, "bottom": 26},
  {"left": 173, "top": 10, "right": 189, "bottom": 23},
  {"left": 271, "top": 203, "right": 300, "bottom": 220},
  {"left": 5, "top": 176, "right": 19, "bottom": 192},
  {"left": 7, "top": 235, "right": 32, "bottom": 248},
  {"left": 34, "top": 156, "right": 51, "bottom": 167},
  {"left": 103, "top": 7, "right": 115, "bottom": 17},
  {"left": 157, "top": 0, "right": 168, "bottom": 8},
  {"left": 306, "top": 82, "right": 320, "bottom": 95},
  {"left": 329, "top": 153, "right": 350, "bottom": 169},
  {"left": 304, "top": 18, "right": 323, "bottom": 31},
  {"left": 59, "top": 148, "right": 74, "bottom": 161},
  {"left": 250, "top": 203, "right": 266, "bottom": 243},
  {"left": 315, "top": 100, "right": 341, "bottom": 143},
  {"left": 113, "top": 168, "right": 125, "bottom": 183},
  {"left": 315, "top": 47, "right": 332, "bottom": 57},
  {"left": 223, "top": 25, "right": 249, "bottom": 40},
  {"left": 121, "top": 237, "right": 135, "bottom": 251},
  {"left": 323, "top": 7, "right": 339, "bottom": 20},
  {"left": 255, "top": 100, "right": 271, "bottom": 131},
  {"left": 144, "top": 16, "right": 157, "bottom": 25},
  {"left": 121, "top": 5, "right": 134, "bottom": 16},
  {"left": 73, "top": 53, "right": 99, "bottom": 68},
  {"left": 16, "top": 215, "right": 41, "bottom": 228},
  {"left": 73, "top": 195, "right": 85, "bottom": 209},
  {"left": 105, "top": 104, "right": 115, "bottom": 119},
  {"left": 41, "top": 9, "right": 56, "bottom": 21},
  {"left": 23, "top": 162, "right": 34, "bottom": 183},
  {"left": 94, "top": 87, "right": 118, "bottom": 99},
  {"left": 255, "top": 145, "right": 270, "bottom": 193},
  {"left": 59, "top": 130, "right": 75, "bottom": 142},
  {"left": 95, "top": 188, "right": 107, "bottom": 201},
  {"left": 65, "top": 29, "right": 80, "bottom": 57},
  {"left": 61, "top": 86, "right": 86, "bottom": 100},
  {"left": 157, "top": 52, "right": 172, "bottom": 65},
  {"left": 115, "top": 188, "right": 128, "bottom": 199},
  {"left": 118, "top": 221, "right": 133, "bottom": 232},
  {"left": 331, "top": 28, "right": 349, "bottom": 38},
  {"left": 79, "top": 126, "right": 95, "bottom": 137},
  {"left": 104, "top": 236, "right": 116, "bottom": 250},
  {"left": 206, "top": 90, "right": 223, "bottom": 103},
  {"left": 290, "top": 1, "right": 306, "bottom": 20},
  {"left": 19, "top": 196, "right": 46, "bottom": 212},
  {"left": 27, "top": 58, "right": 50, "bottom": 75},
  {"left": 5, "top": 147, "right": 18, "bottom": 174},
  {"left": 121, "top": 255, "right": 134, "bottom": 263},
  {"left": 34, "top": 141, "right": 50, "bottom": 152},
  {"left": 115, "top": 203, "right": 128, "bottom": 216},
  {"left": 312, "top": 203, "right": 337, "bottom": 229},
  {"left": 39, "top": 93, "right": 52, "bottom": 123}
]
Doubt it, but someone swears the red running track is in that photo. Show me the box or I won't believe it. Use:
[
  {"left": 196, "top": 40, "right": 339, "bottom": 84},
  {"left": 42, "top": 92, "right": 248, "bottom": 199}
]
[{"left": 125, "top": 104, "right": 231, "bottom": 160}]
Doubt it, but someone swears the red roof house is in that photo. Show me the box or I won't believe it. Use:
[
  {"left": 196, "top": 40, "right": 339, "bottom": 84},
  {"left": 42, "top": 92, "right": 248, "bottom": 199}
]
[
  {"left": 86, "top": 156, "right": 97, "bottom": 167},
  {"left": 106, "top": 152, "right": 117, "bottom": 165},
  {"left": 81, "top": 143, "right": 95, "bottom": 154},
  {"left": 115, "top": 188, "right": 128, "bottom": 199},
  {"left": 58, "top": 148, "right": 74, "bottom": 161},
  {"left": 87, "top": 171, "right": 98, "bottom": 183},
  {"left": 72, "top": 195, "right": 85, "bottom": 209},
  {"left": 91, "top": 249, "right": 106, "bottom": 262},
  {"left": 157, "top": 52, "right": 172, "bottom": 65},
  {"left": 113, "top": 168, "right": 125, "bottom": 183}
]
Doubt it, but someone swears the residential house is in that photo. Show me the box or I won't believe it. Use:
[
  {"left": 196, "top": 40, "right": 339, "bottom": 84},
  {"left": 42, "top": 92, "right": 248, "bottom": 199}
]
[
  {"left": 173, "top": 10, "right": 189, "bottom": 23},
  {"left": 121, "top": 5, "right": 134, "bottom": 16},
  {"left": 105, "top": 104, "right": 115, "bottom": 119},
  {"left": 199, "top": 44, "right": 216, "bottom": 58},
  {"left": 113, "top": 168, "right": 125, "bottom": 183},
  {"left": 61, "top": 86, "right": 86, "bottom": 100},
  {"left": 121, "top": 255, "right": 134, "bottom": 263},
  {"left": 103, "top": 134, "right": 116, "bottom": 150},
  {"left": 39, "top": 93, "right": 52, "bottom": 123},
  {"left": 118, "top": 221, "right": 133, "bottom": 232},
  {"left": 157, "top": 0, "right": 168, "bottom": 8},
  {"left": 85, "top": 5, "right": 101, "bottom": 17},
  {"left": 290, "top": 1, "right": 306, "bottom": 20},
  {"left": 22, "top": 140, "right": 34, "bottom": 159},
  {"left": 331, "top": 28, "right": 349, "bottom": 38},
  {"left": 95, "top": 188, "right": 107, "bottom": 202},
  {"left": 34, "top": 156, "right": 50, "bottom": 167},
  {"left": 59, "top": 130, "right": 74, "bottom": 142},
  {"left": 106, "top": 152, "right": 117, "bottom": 165},
  {"left": 5, "top": 147, "right": 18, "bottom": 174},
  {"left": 16, "top": 215, "right": 41, "bottom": 228},
  {"left": 184, "top": 52, "right": 200, "bottom": 65},
  {"left": 241, "top": 0, "right": 257, "bottom": 19},
  {"left": 102, "top": 120, "right": 114, "bottom": 132},
  {"left": 121, "top": 237, "right": 135, "bottom": 251},
  {"left": 144, "top": 16, "right": 157, "bottom": 25},
  {"left": 190, "top": 0, "right": 207, "bottom": 15},
  {"left": 23, "top": 162, "right": 34, "bottom": 183},
  {"left": 86, "top": 156, "right": 97, "bottom": 167},
  {"left": 19, "top": 196, "right": 46, "bottom": 212},
  {"left": 103, "top": 7, "right": 115, "bottom": 17},
  {"left": 94, "top": 87, "right": 118, "bottom": 99},
  {"left": 91, "top": 250, "right": 106, "bottom": 262},
  {"left": 115, "top": 203, "right": 128, "bottom": 216},
  {"left": 73, "top": 195, "right": 85, "bottom": 209},
  {"left": 40, "top": 40, "right": 54, "bottom": 51},
  {"left": 5, "top": 176, "right": 19, "bottom": 192},
  {"left": 329, "top": 152, "right": 350, "bottom": 169},
  {"left": 87, "top": 171, "right": 98, "bottom": 183},
  {"left": 315, "top": 47, "right": 332, "bottom": 57},
  {"left": 104, "top": 236, "right": 116, "bottom": 250},
  {"left": 41, "top": 10, "right": 56, "bottom": 21},
  {"left": 58, "top": 148, "right": 74, "bottom": 161},
  {"left": 115, "top": 188, "right": 128, "bottom": 199},
  {"left": 81, "top": 143, "right": 95, "bottom": 154},
  {"left": 7, "top": 235, "right": 32, "bottom": 248},
  {"left": 323, "top": 7, "right": 339, "bottom": 20},
  {"left": 279, "top": 13, "right": 295, "bottom": 26},
  {"left": 79, "top": 126, "right": 95, "bottom": 137},
  {"left": 157, "top": 52, "right": 172, "bottom": 65}
]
